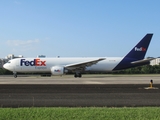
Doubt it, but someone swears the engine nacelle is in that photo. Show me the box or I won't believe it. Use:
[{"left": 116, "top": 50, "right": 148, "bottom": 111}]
[{"left": 51, "top": 66, "right": 64, "bottom": 76}]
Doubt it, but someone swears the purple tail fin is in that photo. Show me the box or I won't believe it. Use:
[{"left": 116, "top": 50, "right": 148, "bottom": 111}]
[
  {"left": 113, "top": 34, "right": 153, "bottom": 70},
  {"left": 125, "top": 34, "right": 153, "bottom": 60}
]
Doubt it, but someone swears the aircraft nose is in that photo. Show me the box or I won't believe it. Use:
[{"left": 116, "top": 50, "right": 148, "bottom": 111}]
[
  {"left": 3, "top": 63, "right": 10, "bottom": 70},
  {"left": 3, "top": 64, "right": 7, "bottom": 69}
]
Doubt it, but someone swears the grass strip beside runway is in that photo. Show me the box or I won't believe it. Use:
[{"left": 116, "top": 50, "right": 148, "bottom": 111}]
[{"left": 0, "top": 107, "right": 160, "bottom": 120}]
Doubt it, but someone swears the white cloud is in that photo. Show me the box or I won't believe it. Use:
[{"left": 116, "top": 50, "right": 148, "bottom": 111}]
[
  {"left": 6, "top": 39, "right": 40, "bottom": 47},
  {"left": 6, "top": 39, "right": 40, "bottom": 53}
]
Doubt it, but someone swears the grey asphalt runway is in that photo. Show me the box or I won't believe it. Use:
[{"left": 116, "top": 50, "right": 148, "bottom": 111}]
[{"left": 0, "top": 75, "right": 160, "bottom": 107}]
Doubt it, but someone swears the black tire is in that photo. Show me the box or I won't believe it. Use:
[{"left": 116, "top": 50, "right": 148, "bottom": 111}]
[
  {"left": 74, "top": 74, "right": 77, "bottom": 78},
  {"left": 79, "top": 73, "right": 82, "bottom": 78},
  {"left": 14, "top": 74, "right": 17, "bottom": 78}
]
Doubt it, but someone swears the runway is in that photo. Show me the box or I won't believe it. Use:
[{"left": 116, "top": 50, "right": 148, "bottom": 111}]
[{"left": 0, "top": 75, "right": 160, "bottom": 107}]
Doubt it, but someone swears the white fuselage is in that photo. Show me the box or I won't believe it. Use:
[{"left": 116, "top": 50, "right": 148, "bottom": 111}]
[{"left": 4, "top": 57, "right": 123, "bottom": 73}]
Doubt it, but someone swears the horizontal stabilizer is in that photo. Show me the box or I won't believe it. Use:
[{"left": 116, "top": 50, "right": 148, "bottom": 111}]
[{"left": 131, "top": 57, "right": 155, "bottom": 64}]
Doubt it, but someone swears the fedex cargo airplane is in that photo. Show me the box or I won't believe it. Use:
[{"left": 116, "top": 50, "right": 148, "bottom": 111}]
[{"left": 3, "top": 34, "right": 154, "bottom": 78}]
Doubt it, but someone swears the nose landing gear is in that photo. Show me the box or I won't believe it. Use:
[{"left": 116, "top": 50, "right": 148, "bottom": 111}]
[{"left": 13, "top": 72, "right": 17, "bottom": 78}]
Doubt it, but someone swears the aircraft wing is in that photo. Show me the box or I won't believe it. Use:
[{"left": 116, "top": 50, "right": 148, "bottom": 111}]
[
  {"left": 65, "top": 58, "right": 105, "bottom": 71},
  {"left": 131, "top": 57, "right": 155, "bottom": 64}
]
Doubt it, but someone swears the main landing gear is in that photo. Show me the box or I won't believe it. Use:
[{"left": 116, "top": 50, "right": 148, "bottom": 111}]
[{"left": 74, "top": 72, "right": 82, "bottom": 78}]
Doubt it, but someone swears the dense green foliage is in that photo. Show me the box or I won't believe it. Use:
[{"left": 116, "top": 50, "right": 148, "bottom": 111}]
[
  {"left": 0, "top": 107, "right": 160, "bottom": 120},
  {"left": 0, "top": 68, "right": 12, "bottom": 75},
  {"left": 113, "top": 65, "right": 160, "bottom": 74}
]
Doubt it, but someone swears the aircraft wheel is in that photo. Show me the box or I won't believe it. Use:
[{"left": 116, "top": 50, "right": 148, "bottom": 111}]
[
  {"left": 79, "top": 73, "right": 82, "bottom": 78},
  {"left": 74, "top": 72, "right": 82, "bottom": 78},
  {"left": 74, "top": 74, "right": 77, "bottom": 78},
  {"left": 14, "top": 74, "right": 17, "bottom": 78}
]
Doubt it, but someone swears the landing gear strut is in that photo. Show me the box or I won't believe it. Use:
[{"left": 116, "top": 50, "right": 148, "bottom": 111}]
[
  {"left": 74, "top": 72, "right": 82, "bottom": 78},
  {"left": 13, "top": 72, "right": 17, "bottom": 78}
]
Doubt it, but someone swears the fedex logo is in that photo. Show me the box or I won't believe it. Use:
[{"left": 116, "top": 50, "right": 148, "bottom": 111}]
[
  {"left": 20, "top": 59, "right": 46, "bottom": 66},
  {"left": 135, "top": 47, "right": 146, "bottom": 51},
  {"left": 54, "top": 70, "right": 61, "bottom": 72}
]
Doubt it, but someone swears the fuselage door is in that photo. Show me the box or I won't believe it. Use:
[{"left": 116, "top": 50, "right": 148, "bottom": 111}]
[{"left": 15, "top": 59, "right": 22, "bottom": 71}]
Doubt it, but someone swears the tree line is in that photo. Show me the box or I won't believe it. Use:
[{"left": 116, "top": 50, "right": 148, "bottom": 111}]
[
  {"left": 0, "top": 64, "right": 160, "bottom": 75},
  {"left": 86, "top": 64, "right": 160, "bottom": 74},
  {"left": 113, "top": 65, "right": 160, "bottom": 74}
]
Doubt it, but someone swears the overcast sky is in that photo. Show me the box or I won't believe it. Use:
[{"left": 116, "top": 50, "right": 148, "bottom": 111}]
[{"left": 0, "top": 0, "right": 159, "bottom": 58}]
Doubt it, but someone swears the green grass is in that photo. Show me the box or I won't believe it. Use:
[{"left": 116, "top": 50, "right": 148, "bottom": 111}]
[{"left": 0, "top": 107, "right": 160, "bottom": 120}]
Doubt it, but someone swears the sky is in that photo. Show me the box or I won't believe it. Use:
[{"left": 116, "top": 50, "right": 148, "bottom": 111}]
[{"left": 0, "top": 0, "right": 160, "bottom": 58}]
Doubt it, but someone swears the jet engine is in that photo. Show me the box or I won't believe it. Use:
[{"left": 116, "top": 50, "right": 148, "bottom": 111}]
[{"left": 51, "top": 66, "right": 65, "bottom": 76}]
